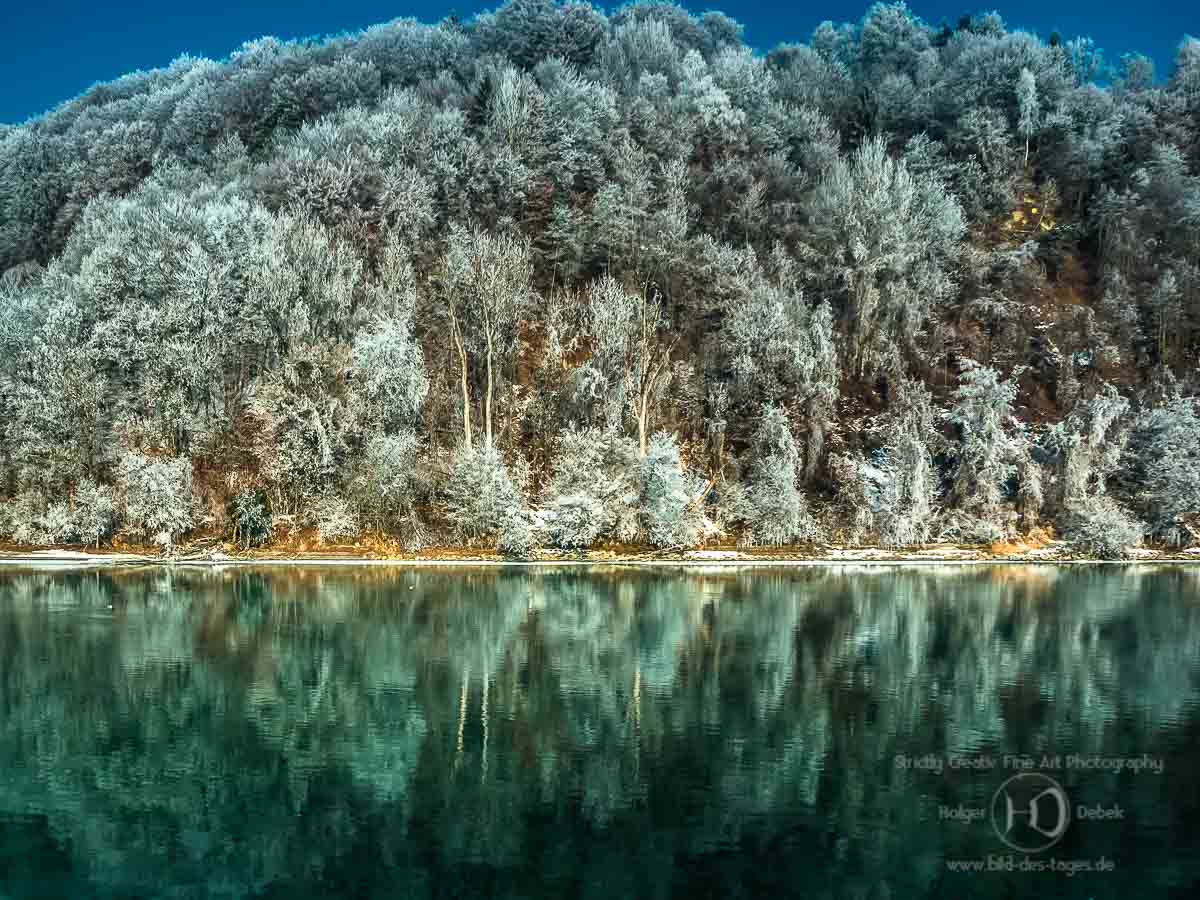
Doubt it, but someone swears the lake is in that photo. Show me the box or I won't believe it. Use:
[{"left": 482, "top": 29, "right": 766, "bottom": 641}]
[{"left": 1, "top": 564, "right": 1198, "bottom": 898}]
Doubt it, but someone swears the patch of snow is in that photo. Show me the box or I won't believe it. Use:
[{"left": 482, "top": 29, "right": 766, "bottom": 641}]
[
  {"left": 825, "top": 547, "right": 892, "bottom": 560},
  {"left": 685, "top": 549, "right": 746, "bottom": 560},
  {"left": 911, "top": 545, "right": 982, "bottom": 559},
  {"left": 1023, "top": 547, "right": 1065, "bottom": 559},
  {"left": 0, "top": 548, "right": 155, "bottom": 567}
]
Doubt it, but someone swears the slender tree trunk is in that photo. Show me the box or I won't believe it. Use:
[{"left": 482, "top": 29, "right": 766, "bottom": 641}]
[
  {"left": 451, "top": 309, "right": 472, "bottom": 450},
  {"left": 1024, "top": 136, "right": 1030, "bottom": 169},
  {"left": 484, "top": 338, "right": 494, "bottom": 450},
  {"left": 637, "top": 289, "right": 652, "bottom": 458},
  {"left": 459, "top": 355, "right": 472, "bottom": 449},
  {"left": 638, "top": 397, "right": 648, "bottom": 457}
]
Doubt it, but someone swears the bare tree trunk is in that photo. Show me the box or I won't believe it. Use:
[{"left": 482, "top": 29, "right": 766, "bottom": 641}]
[
  {"left": 459, "top": 356, "right": 472, "bottom": 449},
  {"left": 484, "top": 336, "right": 494, "bottom": 450},
  {"left": 637, "top": 287, "right": 653, "bottom": 458},
  {"left": 637, "top": 350, "right": 675, "bottom": 458},
  {"left": 450, "top": 308, "right": 472, "bottom": 450},
  {"left": 638, "top": 399, "right": 648, "bottom": 457}
]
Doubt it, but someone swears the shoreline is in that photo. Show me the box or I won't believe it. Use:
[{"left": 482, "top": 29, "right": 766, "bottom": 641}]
[{"left": 3, "top": 544, "right": 1200, "bottom": 568}]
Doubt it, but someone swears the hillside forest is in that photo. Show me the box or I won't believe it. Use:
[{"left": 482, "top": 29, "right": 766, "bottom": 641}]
[{"left": 1, "top": 1, "right": 1199, "bottom": 557}]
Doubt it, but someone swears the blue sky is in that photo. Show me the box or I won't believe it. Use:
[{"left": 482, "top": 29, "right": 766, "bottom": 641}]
[{"left": 1, "top": 1, "right": 1195, "bottom": 123}]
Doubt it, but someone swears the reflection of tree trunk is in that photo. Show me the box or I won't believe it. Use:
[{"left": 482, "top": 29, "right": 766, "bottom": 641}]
[
  {"left": 455, "top": 669, "right": 468, "bottom": 765},
  {"left": 481, "top": 665, "right": 489, "bottom": 783},
  {"left": 633, "top": 665, "right": 641, "bottom": 730},
  {"left": 633, "top": 665, "right": 642, "bottom": 779}
]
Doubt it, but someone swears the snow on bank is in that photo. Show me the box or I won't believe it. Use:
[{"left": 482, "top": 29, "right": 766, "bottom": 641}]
[
  {"left": 3, "top": 543, "right": 1200, "bottom": 568},
  {"left": 0, "top": 548, "right": 156, "bottom": 566}
]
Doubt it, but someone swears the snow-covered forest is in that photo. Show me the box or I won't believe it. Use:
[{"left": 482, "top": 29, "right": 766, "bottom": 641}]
[{"left": 1, "top": 1, "right": 1198, "bottom": 556}]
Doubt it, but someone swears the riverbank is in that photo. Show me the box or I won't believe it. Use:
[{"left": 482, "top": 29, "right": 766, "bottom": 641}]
[{"left": 3, "top": 539, "right": 1200, "bottom": 566}]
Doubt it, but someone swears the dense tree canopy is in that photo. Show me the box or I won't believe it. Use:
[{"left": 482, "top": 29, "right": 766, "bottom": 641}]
[{"left": 2, "top": 1, "right": 1199, "bottom": 556}]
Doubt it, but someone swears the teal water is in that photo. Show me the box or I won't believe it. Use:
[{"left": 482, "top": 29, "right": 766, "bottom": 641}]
[{"left": 0, "top": 565, "right": 1197, "bottom": 898}]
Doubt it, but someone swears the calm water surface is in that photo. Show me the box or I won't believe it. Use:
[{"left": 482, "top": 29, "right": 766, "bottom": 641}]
[{"left": 1, "top": 564, "right": 1198, "bottom": 898}]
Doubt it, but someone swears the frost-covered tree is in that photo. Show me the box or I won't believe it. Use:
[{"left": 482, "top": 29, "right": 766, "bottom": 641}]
[
  {"left": 350, "top": 432, "right": 424, "bottom": 541},
  {"left": 721, "top": 247, "right": 839, "bottom": 477},
  {"left": 1117, "top": 53, "right": 1156, "bottom": 92},
  {"left": 826, "top": 452, "right": 877, "bottom": 543},
  {"left": 581, "top": 275, "right": 678, "bottom": 455},
  {"left": 1046, "top": 383, "right": 1129, "bottom": 511},
  {"left": 638, "top": 433, "right": 704, "bottom": 548},
  {"left": 1120, "top": 393, "right": 1200, "bottom": 546},
  {"left": 873, "top": 380, "right": 939, "bottom": 548},
  {"left": 231, "top": 490, "right": 272, "bottom": 549},
  {"left": 589, "top": 138, "right": 657, "bottom": 273},
  {"left": 1015, "top": 449, "right": 1045, "bottom": 530},
  {"left": 1046, "top": 384, "right": 1146, "bottom": 557},
  {"left": 735, "top": 405, "right": 820, "bottom": 546},
  {"left": 947, "top": 362, "right": 1019, "bottom": 533},
  {"left": 0, "top": 479, "right": 115, "bottom": 548},
  {"left": 541, "top": 428, "right": 641, "bottom": 548},
  {"left": 439, "top": 225, "right": 533, "bottom": 450},
  {"left": 1063, "top": 499, "right": 1144, "bottom": 559},
  {"left": 0, "top": 0, "right": 1196, "bottom": 553},
  {"left": 72, "top": 480, "right": 118, "bottom": 547},
  {"left": 951, "top": 106, "right": 1018, "bottom": 216},
  {"left": 802, "top": 137, "right": 964, "bottom": 379},
  {"left": 118, "top": 452, "right": 195, "bottom": 549},
  {"left": 308, "top": 494, "right": 361, "bottom": 544},
  {"left": 351, "top": 237, "right": 428, "bottom": 432},
  {"left": 347, "top": 237, "right": 429, "bottom": 539},
  {"left": 444, "top": 445, "right": 533, "bottom": 556},
  {"left": 245, "top": 344, "right": 359, "bottom": 520},
  {"left": 1016, "top": 67, "right": 1038, "bottom": 167}
]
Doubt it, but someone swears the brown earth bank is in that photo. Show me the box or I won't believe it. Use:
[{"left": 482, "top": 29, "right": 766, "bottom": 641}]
[{"left": 4, "top": 534, "right": 1199, "bottom": 566}]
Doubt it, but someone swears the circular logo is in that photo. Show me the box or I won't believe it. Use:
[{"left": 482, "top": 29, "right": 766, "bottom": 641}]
[{"left": 991, "top": 773, "right": 1071, "bottom": 852}]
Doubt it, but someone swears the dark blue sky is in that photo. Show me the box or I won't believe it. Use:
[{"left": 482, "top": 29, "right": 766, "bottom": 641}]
[{"left": 1, "top": 1, "right": 1194, "bottom": 124}]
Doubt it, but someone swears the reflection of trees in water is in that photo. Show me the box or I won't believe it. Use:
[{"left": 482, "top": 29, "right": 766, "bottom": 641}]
[{"left": 0, "top": 565, "right": 1198, "bottom": 897}]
